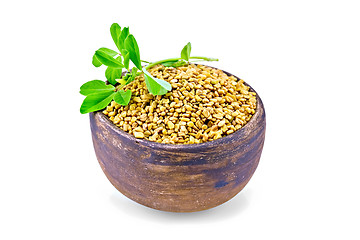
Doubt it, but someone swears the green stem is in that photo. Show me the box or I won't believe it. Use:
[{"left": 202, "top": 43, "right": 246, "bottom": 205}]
[
  {"left": 144, "top": 56, "right": 218, "bottom": 70},
  {"left": 190, "top": 56, "right": 219, "bottom": 61}
]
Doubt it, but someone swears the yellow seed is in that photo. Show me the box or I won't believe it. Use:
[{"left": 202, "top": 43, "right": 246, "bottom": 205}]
[
  {"left": 213, "top": 113, "right": 224, "bottom": 119},
  {"left": 202, "top": 109, "right": 210, "bottom": 118},
  {"left": 184, "top": 105, "right": 192, "bottom": 111},
  {"left": 187, "top": 121, "right": 194, "bottom": 127},
  {"left": 108, "top": 111, "right": 116, "bottom": 117},
  {"left": 226, "top": 129, "right": 234, "bottom": 134},
  {"left": 218, "top": 120, "right": 226, "bottom": 127},
  {"left": 134, "top": 132, "right": 144, "bottom": 138},
  {"left": 113, "top": 115, "right": 121, "bottom": 124},
  {"left": 167, "top": 121, "right": 175, "bottom": 129},
  {"left": 133, "top": 97, "right": 142, "bottom": 103},
  {"left": 134, "top": 127, "right": 144, "bottom": 132}
]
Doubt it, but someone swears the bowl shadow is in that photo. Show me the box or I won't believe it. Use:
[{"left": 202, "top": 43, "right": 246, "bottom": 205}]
[{"left": 109, "top": 189, "right": 251, "bottom": 223}]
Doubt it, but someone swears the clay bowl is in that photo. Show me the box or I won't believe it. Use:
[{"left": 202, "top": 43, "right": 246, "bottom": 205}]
[{"left": 89, "top": 68, "right": 266, "bottom": 212}]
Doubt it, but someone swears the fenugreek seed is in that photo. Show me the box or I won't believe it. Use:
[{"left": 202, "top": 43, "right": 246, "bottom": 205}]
[
  {"left": 134, "top": 132, "right": 144, "bottom": 139},
  {"left": 134, "top": 127, "right": 144, "bottom": 132},
  {"left": 139, "top": 114, "right": 147, "bottom": 121},
  {"left": 180, "top": 126, "right": 187, "bottom": 132},
  {"left": 133, "top": 97, "right": 142, "bottom": 103},
  {"left": 210, "top": 79, "right": 219, "bottom": 85},
  {"left": 213, "top": 113, "right": 224, "bottom": 119},
  {"left": 114, "top": 115, "right": 121, "bottom": 124},
  {"left": 184, "top": 105, "right": 192, "bottom": 111},
  {"left": 203, "top": 134, "right": 209, "bottom": 141},
  {"left": 202, "top": 109, "right": 210, "bottom": 118},
  {"left": 226, "top": 129, "right": 234, "bottom": 134},
  {"left": 187, "top": 121, "right": 194, "bottom": 127},
  {"left": 167, "top": 121, "right": 175, "bottom": 129},
  {"left": 218, "top": 120, "right": 226, "bottom": 127}
]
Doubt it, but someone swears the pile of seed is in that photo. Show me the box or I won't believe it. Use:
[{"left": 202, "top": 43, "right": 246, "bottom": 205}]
[{"left": 102, "top": 64, "right": 257, "bottom": 144}]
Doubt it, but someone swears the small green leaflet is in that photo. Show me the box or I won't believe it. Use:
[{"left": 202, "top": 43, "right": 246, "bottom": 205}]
[
  {"left": 95, "top": 49, "right": 124, "bottom": 68},
  {"left": 80, "top": 80, "right": 115, "bottom": 96},
  {"left": 80, "top": 91, "right": 115, "bottom": 114},
  {"left": 181, "top": 42, "right": 191, "bottom": 61},
  {"left": 110, "top": 23, "right": 121, "bottom": 50},
  {"left": 143, "top": 69, "right": 171, "bottom": 91},
  {"left": 105, "top": 67, "right": 122, "bottom": 85},
  {"left": 125, "top": 34, "right": 142, "bottom": 70},
  {"left": 104, "top": 56, "right": 123, "bottom": 85},
  {"left": 144, "top": 74, "right": 167, "bottom": 95},
  {"left": 118, "top": 27, "right": 129, "bottom": 56},
  {"left": 92, "top": 48, "right": 119, "bottom": 67},
  {"left": 114, "top": 90, "right": 132, "bottom": 106},
  {"left": 92, "top": 55, "right": 102, "bottom": 67},
  {"left": 122, "top": 49, "right": 130, "bottom": 70},
  {"left": 143, "top": 69, "right": 171, "bottom": 95}
]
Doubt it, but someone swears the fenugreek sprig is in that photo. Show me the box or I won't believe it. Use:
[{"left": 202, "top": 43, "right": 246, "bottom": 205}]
[{"left": 79, "top": 23, "right": 218, "bottom": 114}]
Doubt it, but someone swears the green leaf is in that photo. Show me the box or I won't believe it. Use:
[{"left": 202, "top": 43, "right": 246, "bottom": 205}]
[
  {"left": 98, "top": 47, "right": 118, "bottom": 57},
  {"left": 92, "top": 48, "right": 118, "bottom": 68},
  {"left": 80, "top": 80, "right": 115, "bottom": 96},
  {"left": 110, "top": 23, "right": 121, "bottom": 49},
  {"left": 118, "top": 27, "right": 129, "bottom": 55},
  {"left": 95, "top": 49, "right": 124, "bottom": 68},
  {"left": 124, "top": 34, "right": 142, "bottom": 70},
  {"left": 122, "top": 49, "right": 130, "bottom": 70},
  {"left": 144, "top": 73, "right": 168, "bottom": 95},
  {"left": 105, "top": 67, "right": 122, "bottom": 85},
  {"left": 143, "top": 69, "right": 172, "bottom": 91},
  {"left": 92, "top": 55, "right": 102, "bottom": 67},
  {"left": 114, "top": 90, "right": 132, "bottom": 106},
  {"left": 181, "top": 42, "right": 191, "bottom": 61},
  {"left": 80, "top": 91, "right": 115, "bottom": 114},
  {"left": 143, "top": 70, "right": 171, "bottom": 96}
]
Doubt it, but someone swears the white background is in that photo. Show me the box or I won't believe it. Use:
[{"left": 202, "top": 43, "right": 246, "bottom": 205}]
[{"left": 1, "top": 0, "right": 359, "bottom": 239}]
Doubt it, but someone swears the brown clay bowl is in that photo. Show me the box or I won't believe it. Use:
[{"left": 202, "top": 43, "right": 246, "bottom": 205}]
[{"left": 89, "top": 68, "right": 266, "bottom": 212}]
